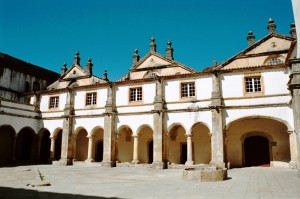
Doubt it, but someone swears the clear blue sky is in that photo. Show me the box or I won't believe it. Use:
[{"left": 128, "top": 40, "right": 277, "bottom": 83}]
[{"left": 0, "top": 0, "right": 294, "bottom": 81}]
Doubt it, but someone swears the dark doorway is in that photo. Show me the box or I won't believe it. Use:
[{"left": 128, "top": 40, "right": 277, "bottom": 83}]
[
  {"left": 180, "top": 143, "right": 187, "bottom": 164},
  {"left": 95, "top": 141, "right": 103, "bottom": 162},
  {"left": 0, "top": 126, "right": 15, "bottom": 162},
  {"left": 40, "top": 131, "right": 51, "bottom": 163},
  {"left": 16, "top": 128, "right": 35, "bottom": 161},
  {"left": 148, "top": 140, "right": 153, "bottom": 163},
  {"left": 244, "top": 136, "right": 270, "bottom": 167},
  {"left": 54, "top": 130, "right": 62, "bottom": 160}
]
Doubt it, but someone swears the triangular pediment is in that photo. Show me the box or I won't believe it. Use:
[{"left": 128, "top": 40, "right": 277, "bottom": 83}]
[
  {"left": 61, "top": 64, "right": 89, "bottom": 80},
  {"left": 245, "top": 36, "right": 292, "bottom": 55},
  {"left": 134, "top": 54, "right": 172, "bottom": 69}
]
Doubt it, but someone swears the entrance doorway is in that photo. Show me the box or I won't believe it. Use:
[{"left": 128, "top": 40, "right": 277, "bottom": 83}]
[
  {"left": 95, "top": 141, "right": 103, "bottom": 162},
  {"left": 244, "top": 136, "right": 270, "bottom": 167},
  {"left": 180, "top": 143, "right": 187, "bottom": 164},
  {"left": 148, "top": 141, "right": 153, "bottom": 163},
  {"left": 54, "top": 130, "right": 62, "bottom": 160}
]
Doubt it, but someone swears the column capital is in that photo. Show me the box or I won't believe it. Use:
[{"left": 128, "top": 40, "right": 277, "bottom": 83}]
[
  {"left": 86, "top": 135, "right": 94, "bottom": 139},
  {"left": 287, "top": 130, "right": 296, "bottom": 135},
  {"left": 132, "top": 134, "right": 139, "bottom": 138},
  {"left": 185, "top": 133, "right": 193, "bottom": 138},
  {"left": 50, "top": 135, "right": 57, "bottom": 140}
]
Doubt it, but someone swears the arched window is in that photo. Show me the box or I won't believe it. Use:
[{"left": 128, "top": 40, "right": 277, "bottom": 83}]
[
  {"left": 146, "top": 73, "right": 158, "bottom": 78},
  {"left": 33, "top": 81, "right": 40, "bottom": 91},
  {"left": 266, "top": 58, "right": 283, "bottom": 65},
  {"left": 25, "top": 81, "right": 30, "bottom": 92}
]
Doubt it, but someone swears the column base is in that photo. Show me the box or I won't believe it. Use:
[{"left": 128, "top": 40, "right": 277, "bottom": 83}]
[
  {"left": 102, "top": 160, "right": 116, "bottom": 167},
  {"left": 185, "top": 161, "right": 194, "bottom": 166},
  {"left": 210, "top": 161, "right": 225, "bottom": 169},
  {"left": 289, "top": 160, "right": 298, "bottom": 169},
  {"left": 85, "top": 159, "right": 95, "bottom": 163},
  {"left": 58, "top": 158, "right": 73, "bottom": 166},
  {"left": 48, "top": 157, "right": 56, "bottom": 163},
  {"left": 151, "top": 161, "right": 166, "bottom": 169},
  {"left": 131, "top": 160, "right": 139, "bottom": 164}
]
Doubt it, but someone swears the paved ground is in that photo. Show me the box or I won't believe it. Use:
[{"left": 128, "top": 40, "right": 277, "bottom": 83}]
[{"left": 0, "top": 165, "right": 299, "bottom": 199}]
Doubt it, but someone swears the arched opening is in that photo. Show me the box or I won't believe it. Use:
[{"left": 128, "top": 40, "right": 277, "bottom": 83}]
[
  {"left": 54, "top": 130, "right": 62, "bottom": 160},
  {"left": 137, "top": 125, "right": 153, "bottom": 164},
  {"left": 39, "top": 130, "right": 51, "bottom": 163},
  {"left": 95, "top": 141, "right": 103, "bottom": 162},
  {"left": 117, "top": 126, "right": 133, "bottom": 163},
  {"left": 92, "top": 127, "right": 104, "bottom": 162},
  {"left": 16, "top": 127, "right": 35, "bottom": 161},
  {"left": 226, "top": 117, "right": 291, "bottom": 168},
  {"left": 244, "top": 136, "right": 270, "bottom": 167},
  {"left": 148, "top": 140, "right": 153, "bottom": 164},
  {"left": 0, "top": 125, "right": 16, "bottom": 163},
  {"left": 191, "top": 123, "right": 211, "bottom": 164},
  {"left": 75, "top": 128, "right": 88, "bottom": 161},
  {"left": 168, "top": 124, "right": 186, "bottom": 165}
]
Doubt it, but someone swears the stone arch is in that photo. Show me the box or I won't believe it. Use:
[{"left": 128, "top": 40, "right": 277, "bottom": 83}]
[
  {"left": 91, "top": 126, "right": 104, "bottom": 162},
  {"left": 38, "top": 128, "right": 51, "bottom": 163},
  {"left": 263, "top": 55, "right": 285, "bottom": 65},
  {"left": 16, "top": 127, "right": 36, "bottom": 161},
  {"left": 191, "top": 122, "right": 211, "bottom": 164},
  {"left": 74, "top": 127, "right": 88, "bottom": 161},
  {"left": 0, "top": 125, "right": 16, "bottom": 163},
  {"left": 167, "top": 123, "right": 187, "bottom": 164},
  {"left": 137, "top": 125, "right": 153, "bottom": 164},
  {"left": 226, "top": 116, "right": 291, "bottom": 168},
  {"left": 117, "top": 125, "right": 133, "bottom": 163}
]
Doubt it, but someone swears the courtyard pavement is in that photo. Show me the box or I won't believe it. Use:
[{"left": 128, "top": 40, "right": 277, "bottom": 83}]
[{"left": 0, "top": 164, "right": 299, "bottom": 199}]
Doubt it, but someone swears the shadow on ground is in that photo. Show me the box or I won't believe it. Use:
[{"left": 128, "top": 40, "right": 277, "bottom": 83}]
[{"left": 0, "top": 187, "right": 122, "bottom": 199}]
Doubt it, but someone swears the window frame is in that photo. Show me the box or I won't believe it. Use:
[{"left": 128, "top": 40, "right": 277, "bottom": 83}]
[
  {"left": 243, "top": 73, "right": 264, "bottom": 96},
  {"left": 180, "top": 82, "right": 196, "bottom": 99},
  {"left": 85, "top": 92, "right": 97, "bottom": 106},
  {"left": 49, "top": 96, "right": 59, "bottom": 109},
  {"left": 129, "top": 87, "right": 143, "bottom": 103}
]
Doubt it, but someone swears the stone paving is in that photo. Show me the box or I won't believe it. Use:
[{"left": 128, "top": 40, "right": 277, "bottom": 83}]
[{"left": 0, "top": 164, "right": 300, "bottom": 199}]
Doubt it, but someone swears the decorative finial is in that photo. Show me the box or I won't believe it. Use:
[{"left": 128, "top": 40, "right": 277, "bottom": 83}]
[
  {"left": 150, "top": 36, "right": 156, "bottom": 52},
  {"left": 132, "top": 48, "right": 140, "bottom": 65},
  {"left": 86, "top": 58, "right": 93, "bottom": 75},
  {"left": 213, "top": 58, "right": 217, "bottom": 66},
  {"left": 247, "top": 31, "right": 255, "bottom": 46},
  {"left": 267, "top": 18, "right": 276, "bottom": 33},
  {"left": 74, "top": 51, "right": 80, "bottom": 65},
  {"left": 103, "top": 69, "right": 108, "bottom": 81},
  {"left": 290, "top": 23, "right": 296, "bottom": 39},
  {"left": 61, "top": 62, "right": 67, "bottom": 76},
  {"left": 166, "top": 40, "right": 174, "bottom": 60}
]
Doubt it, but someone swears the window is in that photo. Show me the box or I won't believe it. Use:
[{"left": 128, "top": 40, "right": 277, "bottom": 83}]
[
  {"left": 147, "top": 73, "right": 158, "bottom": 78},
  {"left": 130, "top": 87, "right": 142, "bottom": 102},
  {"left": 245, "top": 77, "right": 262, "bottom": 93},
  {"left": 181, "top": 82, "right": 195, "bottom": 98},
  {"left": 86, "top": 92, "right": 97, "bottom": 106},
  {"left": 33, "top": 81, "right": 40, "bottom": 91},
  {"left": 25, "top": 81, "right": 30, "bottom": 92},
  {"left": 49, "top": 96, "right": 59, "bottom": 109},
  {"left": 266, "top": 58, "right": 283, "bottom": 65}
]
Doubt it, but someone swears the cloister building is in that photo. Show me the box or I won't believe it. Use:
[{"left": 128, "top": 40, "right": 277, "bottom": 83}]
[{"left": 1, "top": 19, "right": 300, "bottom": 170}]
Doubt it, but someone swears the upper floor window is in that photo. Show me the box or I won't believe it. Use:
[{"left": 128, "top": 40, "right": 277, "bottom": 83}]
[
  {"left": 147, "top": 73, "right": 158, "bottom": 78},
  {"left": 181, "top": 82, "right": 195, "bottom": 98},
  {"left": 130, "top": 87, "right": 142, "bottom": 102},
  {"left": 266, "top": 58, "right": 283, "bottom": 65},
  {"left": 25, "top": 81, "right": 30, "bottom": 92},
  {"left": 33, "top": 81, "right": 40, "bottom": 91},
  {"left": 245, "top": 76, "right": 262, "bottom": 93},
  {"left": 86, "top": 92, "right": 97, "bottom": 106},
  {"left": 49, "top": 96, "right": 59, "bottom": 109}
]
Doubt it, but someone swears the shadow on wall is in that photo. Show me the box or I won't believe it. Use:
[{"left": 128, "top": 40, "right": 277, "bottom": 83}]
[{"left": 0, "top": 187, "right": 122, "bottom": 199}]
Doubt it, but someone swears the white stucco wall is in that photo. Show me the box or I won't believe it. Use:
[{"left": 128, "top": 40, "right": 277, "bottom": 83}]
[
  {"left": 40, "top": 93, "right": 67, "bottom": 112},
  {"left": 116, "top": 115, "right": 153, "bottom": 134},
  {"left": 74, "top": 88, "right": 107, "bottom": 109},
  {"left": 73, "top": 117, "right": 105, "bottom": 135}
]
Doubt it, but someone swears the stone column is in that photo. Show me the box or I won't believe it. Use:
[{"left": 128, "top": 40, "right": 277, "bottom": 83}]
[
  {"left": 132, "top": 135, "right": 139, "bottom": 164},
  {"left": 102, "top": 82, "right": 116, "bottom": 167},
  {"left": 288, "top": 130, "right": 298, "bottom": 169},
  {"left": 152, "top": 77, "right": 166, "bottom": 169},
  {"left": 49, "top": 136, "right": 56, "bottom": 161},
  {"left": 185, "top": 134, "right": 194, "bottom": 166},
  {"left": 289, "top": 58, "right": 300, "bottom": 176},
  {"left": 210, "top": 71, "right": 225, "bottom": 169},
  {"left": 59, "top": 88, "right": 75, "bottom": 165},
  {"left": 85, "top": 135, "right": 94, "bottom": 163}
]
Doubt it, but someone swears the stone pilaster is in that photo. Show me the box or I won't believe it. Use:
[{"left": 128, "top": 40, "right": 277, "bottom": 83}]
[
  {"left": 288, "top": 58, "right": 300, "bottom": 176},
  {"left": 210, "top": 71, "right": 225, "bottom": 169},
  {"left": 59, "top": 88, "right": 75, "bottom": 165},
  {"left": 288, "top": 130, "right": 298, "bottom": 169},
  {"left": 102, "top": 82, "right": 116, "bottom": 167},
  {"left": 132, "top": 135, "right": 139, "bottom": 164},
  {"left": 152, "top": 77, "right": 166, "bottom": 169},
  {"left": 33, "top": 92, "right": 41, "bottom": 113}
]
